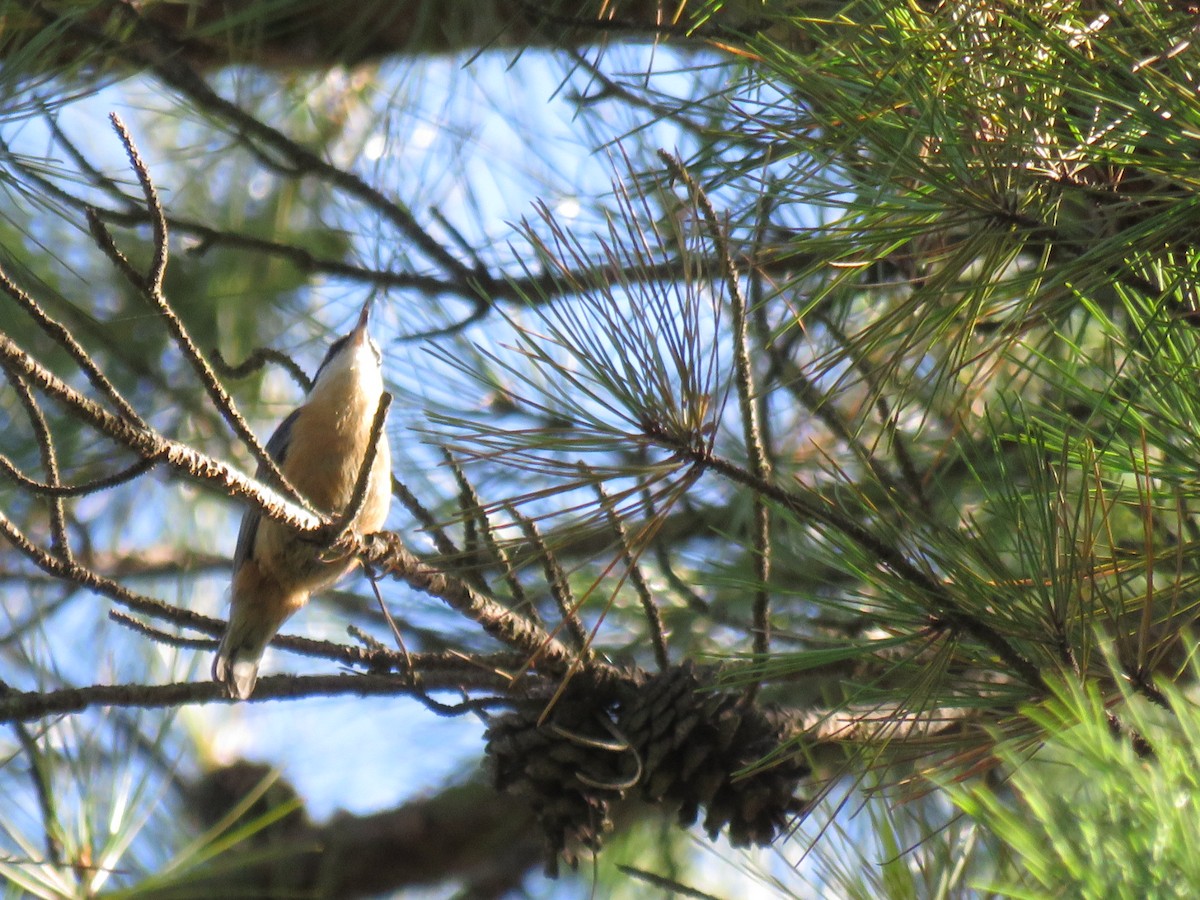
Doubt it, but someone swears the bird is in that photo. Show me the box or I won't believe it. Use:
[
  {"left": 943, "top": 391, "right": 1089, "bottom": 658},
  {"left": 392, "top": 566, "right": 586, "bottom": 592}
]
[{"left": 213, "top": 301, "right": 392, "bottom": 699}]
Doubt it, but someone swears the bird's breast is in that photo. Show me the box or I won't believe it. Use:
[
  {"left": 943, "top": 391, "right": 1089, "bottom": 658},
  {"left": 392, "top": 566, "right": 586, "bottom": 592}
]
[{"left": 283, "top": 397, "right": 382, "bottom": 515}]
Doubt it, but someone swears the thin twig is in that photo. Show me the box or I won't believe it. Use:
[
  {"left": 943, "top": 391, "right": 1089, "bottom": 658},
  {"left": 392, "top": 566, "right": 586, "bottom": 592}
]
[
  {"left": 109, "top": 606, "right": 526, "bottom": 688},
  {"left": 0, "top": 455, "right": 154, "bottom": 497},
  {"left": 109, "top": 611, "right": 215, "bottom": 649},
  {"left": 0, "top": 266, "right": 143, "bottom": 425},
  {"left": 391, "top": 475, "right": 462, "bottom": 559},
  {"left": 99, "top": 115, "right": 308, "bottom": 511},
  {"left": 363, "top": 565, "right": 413, "bottom": 673},
  {"left": 212, "top": 346, "right": 313, "bottom": 392},
  {"left": 511, "top": 507, "right": 590, "bottom": 654},
  {"left": 325, "top": 393, "right": 391, "bottom": 541},
  {"left": 101, "top": 3, "right": 482, "bottom": 289},
  {"left": 108, "top": 114, "right": 167, "bottom": 290},
  {"left": 659, "top": 151, "right": 773, "bottom": 664},
  {"left": 441, "top": 449, "right": 513, "bottom": 595},
  {"left": 593, "top": 480, "right": 669, "bottom": 671},
  {"left": 649, "top": 436, "right": 1047, "bottom": 691},
  {"left": 347, "top": 624, "right": 390, "bottom": 654},
  {"left": 0, "top": 673, "right": 501, "bottom": 724},
  {"left": 2, "top": 368, "right": 70, "bottom": 561},
  {"left": 0, "top": 508, "right": 228, "bottom": 635},
  {"left": 84, "top": 205, "right": 147, "bottom": 291},
  {"left": 748, "top": 191, "right": 778, "bottom": 474}
]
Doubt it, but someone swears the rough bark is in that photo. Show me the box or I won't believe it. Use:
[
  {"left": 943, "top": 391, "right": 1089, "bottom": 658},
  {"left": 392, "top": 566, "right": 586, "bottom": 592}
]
[
  {"left": 171, "top": 763, "right": 545, "bottom": 898},
  {"left": 10, "top": 0, "right": 836, "bottom": 72}
]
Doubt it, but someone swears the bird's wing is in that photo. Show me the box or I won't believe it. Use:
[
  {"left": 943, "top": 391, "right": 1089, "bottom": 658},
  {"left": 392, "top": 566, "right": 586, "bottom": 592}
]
[{"left": 232, "top": 407, "right": 302, "bottom": 572}]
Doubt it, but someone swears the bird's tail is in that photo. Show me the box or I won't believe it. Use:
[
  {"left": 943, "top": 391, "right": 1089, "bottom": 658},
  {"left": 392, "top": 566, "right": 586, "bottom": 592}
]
[{"left": 212, "top": 608, "right": 276, "bottom": 700}]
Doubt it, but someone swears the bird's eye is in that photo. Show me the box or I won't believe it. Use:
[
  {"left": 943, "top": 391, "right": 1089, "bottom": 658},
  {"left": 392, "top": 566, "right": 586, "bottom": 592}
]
[{"left": 315, "top": 335, "right": 351, "bottom": 380}]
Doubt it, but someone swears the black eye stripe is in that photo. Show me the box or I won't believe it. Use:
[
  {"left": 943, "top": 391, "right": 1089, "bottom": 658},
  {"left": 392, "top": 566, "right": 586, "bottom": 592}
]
[{"left": 314, "top": 335, "right": 352, "bottom": 382}]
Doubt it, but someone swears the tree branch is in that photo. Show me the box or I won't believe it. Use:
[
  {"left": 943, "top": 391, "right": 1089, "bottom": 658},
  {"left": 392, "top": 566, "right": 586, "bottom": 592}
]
[
  {"left": 659, "top": 151, "right": 774, "bottom": 665},
  {"left": 0, "top": 672, "right": 515, "bottom": 724}
]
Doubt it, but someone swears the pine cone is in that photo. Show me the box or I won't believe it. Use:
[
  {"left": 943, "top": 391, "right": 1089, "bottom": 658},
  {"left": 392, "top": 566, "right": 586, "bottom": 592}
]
[
  {"left": 617, "top": 662, "right": 809, "bottom": 847},
  {"left": 483, "top": 663, "right": 809, "bottom": 872},
  {"left": 484, "top": 691, "right": 636, "bottom": 874}
]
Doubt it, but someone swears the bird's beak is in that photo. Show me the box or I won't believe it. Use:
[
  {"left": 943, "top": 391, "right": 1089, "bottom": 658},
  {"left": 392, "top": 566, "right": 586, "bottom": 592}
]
[{"left": 352, "top": 299, "right": 372, "bottom": 343}]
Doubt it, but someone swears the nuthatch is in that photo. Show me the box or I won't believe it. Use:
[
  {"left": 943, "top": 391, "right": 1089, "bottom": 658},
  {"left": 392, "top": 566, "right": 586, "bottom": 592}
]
[{"left": 213, "top": 301, "right": 392, "bottom": 699}]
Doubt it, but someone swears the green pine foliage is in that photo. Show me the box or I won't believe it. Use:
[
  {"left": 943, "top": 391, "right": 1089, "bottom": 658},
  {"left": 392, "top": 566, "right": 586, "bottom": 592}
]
[
  {"left": 3, "top": 0, "right": 1200, "bottom": 895},
  {"left": 948, "top": 669, "right": 1200, "bottom": 898}
]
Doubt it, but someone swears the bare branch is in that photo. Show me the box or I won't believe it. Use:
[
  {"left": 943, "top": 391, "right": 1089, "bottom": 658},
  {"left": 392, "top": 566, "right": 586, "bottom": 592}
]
[
  {"left": 0, "top": 265, "right": 143, "bottom": 425},
  {"left": 0, "top": 673, "right": 507, "bottom": 724},
  {"left": 0, "top": 321, "right": 320, "bottom": 534},
  {"left": 108, "top": 113, "right": 168, "bottom": 290},
  {"left": 101, "top": 117, "right": 309, "bottom": 510},
  {"left": 0, "top": 455, "right": 154, "bottom": 497},
  {"left": 109, "top": 611, "right": 216, "bottom": 649},
  {"left": 443, "top": 456, "right": 538, "bottom": 623},
  {"left": 212, "top": 345, "right": 313, "bottom": 392},
  {"left": 1, "top": 368, "right": 70, "bottom": 561},
  {"left": 359, "top": 531, "right": 615, "bottom": 683},
  {"left": 512, "top": 507, "right": 590, "bottom": 655},
  {"left": 0, "top": 506, "right": 228, "bottom": 636},
  {"left": 98, "top": 2, "right": 484, "bottom": 290}
]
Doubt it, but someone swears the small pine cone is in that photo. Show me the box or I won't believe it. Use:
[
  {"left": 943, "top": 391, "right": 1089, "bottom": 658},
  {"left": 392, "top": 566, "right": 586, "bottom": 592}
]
[
  {"left": 616, "top": 662, "right": 809, "bottom": 847},
  {"left": 188, "top": 762, "right": 308, "bottom": 837},
  {"left": 483, "top": 693, "right": 636, "bottom": 873}
]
